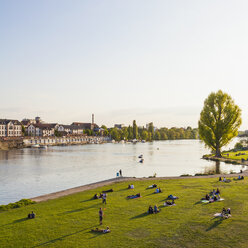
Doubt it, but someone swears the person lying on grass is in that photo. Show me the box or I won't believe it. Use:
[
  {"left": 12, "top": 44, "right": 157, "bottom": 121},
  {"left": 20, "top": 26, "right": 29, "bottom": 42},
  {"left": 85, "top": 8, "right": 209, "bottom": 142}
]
[
  {"left": 164, "top": 200, "right": 175, "bottom": 206},
  {"left": 148, "top": 184, "right": 157, "bottom": 189},
  {"left": 91, "top": 226, "right": 110, "bottom": 233},
  {"left": 127, "top": 193, "right": 141, "bottom": 199},
  {"left": 167, "top": 194, "right": 178, "bottom": 200},
  {"left": 213, "top": 208, "right": 231, "bottom": 218},
  {"left": 102, "top": 189, "right": 113, "bottom": 193}
]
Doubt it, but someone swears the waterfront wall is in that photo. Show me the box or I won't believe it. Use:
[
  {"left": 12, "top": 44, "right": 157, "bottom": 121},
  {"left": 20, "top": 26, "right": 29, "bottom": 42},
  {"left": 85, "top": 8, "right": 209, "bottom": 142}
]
[
  {"left": 0, "top": 136, "right": 110, "bottom": 150},
  {"left": 23, "top": 136, "right": 110, "bottom": 147},
  {"left": 0, "top": 138, "right": 24, "bottom": 150}
]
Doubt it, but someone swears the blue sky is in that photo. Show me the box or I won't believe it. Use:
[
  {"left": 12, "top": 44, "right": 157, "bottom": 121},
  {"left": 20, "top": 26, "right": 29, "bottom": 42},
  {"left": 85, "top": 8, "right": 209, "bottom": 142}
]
[{"left": 0, "top": 0, "right": 248, "bottom": 129}]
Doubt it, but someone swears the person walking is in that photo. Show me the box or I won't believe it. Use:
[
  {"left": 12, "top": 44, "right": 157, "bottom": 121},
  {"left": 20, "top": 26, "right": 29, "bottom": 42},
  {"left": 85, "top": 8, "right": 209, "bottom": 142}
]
[
  {"left": 119, "top": 169, "right": 122, "bottom": 177},
  {"left": 99, "top": 208, "right": 103, "bottom": 225},
  {"left": 102, "top": 193, "right": 107, "bottom": 204}
]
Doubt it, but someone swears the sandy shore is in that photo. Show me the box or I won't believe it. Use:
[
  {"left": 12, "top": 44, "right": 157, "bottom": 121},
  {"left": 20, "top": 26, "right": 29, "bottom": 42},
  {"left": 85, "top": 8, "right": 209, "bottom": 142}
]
[{"left": 30, "top": 171, "right": 248, "bottom": 202}]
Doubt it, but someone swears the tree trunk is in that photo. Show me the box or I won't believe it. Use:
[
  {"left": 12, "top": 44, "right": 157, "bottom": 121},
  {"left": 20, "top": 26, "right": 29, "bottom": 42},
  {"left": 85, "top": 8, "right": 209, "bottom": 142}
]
[{"left": 215, "top": 144, "right": 221, "bottom": 157}]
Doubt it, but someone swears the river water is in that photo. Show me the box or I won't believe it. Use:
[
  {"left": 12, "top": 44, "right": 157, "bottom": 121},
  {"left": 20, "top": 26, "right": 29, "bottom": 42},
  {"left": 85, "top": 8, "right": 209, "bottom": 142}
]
[{"left": 0, "top": 139, "right": 245, "bottom": 205}]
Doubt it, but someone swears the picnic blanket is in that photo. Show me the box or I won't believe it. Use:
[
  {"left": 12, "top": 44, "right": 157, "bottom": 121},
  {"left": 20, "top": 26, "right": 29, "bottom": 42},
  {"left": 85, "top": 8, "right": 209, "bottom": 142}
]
[{"left": 201, "top": 198, "right": 224, "bottom": 203}]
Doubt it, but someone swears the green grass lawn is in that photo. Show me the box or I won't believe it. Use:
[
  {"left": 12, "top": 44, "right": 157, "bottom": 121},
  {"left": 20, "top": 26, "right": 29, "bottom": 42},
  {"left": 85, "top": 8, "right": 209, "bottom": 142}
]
[
  {"left": 1, "top": 177, "right": 248, "bottom": 248},
  {"left": 222, "top": 151, "right": 248, "bottom": 161}
]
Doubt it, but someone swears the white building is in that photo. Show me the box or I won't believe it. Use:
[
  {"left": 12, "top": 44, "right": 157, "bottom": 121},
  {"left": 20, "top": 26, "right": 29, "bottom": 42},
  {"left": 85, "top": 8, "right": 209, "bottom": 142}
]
[
  {"left": 27, "top": 123, "right": 58, "bottom": 137},
  {"left": 0, "top": 119, "right": 22, "bottom": 137}
]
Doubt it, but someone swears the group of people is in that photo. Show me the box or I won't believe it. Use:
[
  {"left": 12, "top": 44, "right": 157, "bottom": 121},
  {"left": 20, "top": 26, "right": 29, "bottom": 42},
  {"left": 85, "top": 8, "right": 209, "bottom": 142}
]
[
  {"left": 203, "top": 188, "right": 221, "bottom": 202},
  {"left": 237, "top": 175, "right": 244, "bottom": 180},
  {"left": 93, "top": 193, "right": 107, "bottom": 204},
  {"left": 148, "top": 205, "right": 160, "bottom": 214}
]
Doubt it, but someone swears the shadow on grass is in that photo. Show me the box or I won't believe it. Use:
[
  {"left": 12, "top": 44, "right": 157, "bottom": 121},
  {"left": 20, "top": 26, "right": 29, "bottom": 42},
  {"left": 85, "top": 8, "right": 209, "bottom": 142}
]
[
  {"left": 116, "top": 188, "right": 129, "bottom": 192},
  {"left": 194, "top": 200, "right": 202, "bottom": 205},
  {"left": 32, "top": 226, "right": 96, "bottom": 247},
  {"left": 80, "top": 198, "right": 96, "bottom": 203},
  {"left": 206, "top": 217, "right": 224, "bottom": 231},
  {"left": 0, "top": 217, "right": 28, "bottom": 227},
  {"left": 61, "top": 203, "right": 100, "bottom": 215},
  {"left": 130, "top": 212, "right": 149, "bottom": 220}
]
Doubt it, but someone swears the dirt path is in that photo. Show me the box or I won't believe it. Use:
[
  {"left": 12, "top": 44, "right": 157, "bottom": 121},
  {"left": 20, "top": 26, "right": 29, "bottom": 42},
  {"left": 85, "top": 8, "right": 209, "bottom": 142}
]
[{"left": 30, "top": 171, "right": 248, "bottom": 202}]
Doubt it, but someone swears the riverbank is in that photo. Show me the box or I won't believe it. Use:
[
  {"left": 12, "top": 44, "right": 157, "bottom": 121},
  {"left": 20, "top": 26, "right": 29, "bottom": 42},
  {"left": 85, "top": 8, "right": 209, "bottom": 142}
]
[
  {"left": 203, "top": 154, "right": 248, "bottom": 166},
  {"left": 31, "top": 171, "right": 248, "bottom": 202},
  {"left": 2, "top": 176, "right": 248, "bottom": 248}
]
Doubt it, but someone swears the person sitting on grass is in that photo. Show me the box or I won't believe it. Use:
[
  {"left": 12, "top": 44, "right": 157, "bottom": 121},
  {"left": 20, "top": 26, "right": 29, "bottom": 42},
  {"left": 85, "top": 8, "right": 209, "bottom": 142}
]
[
  {"left": 219, "top": 176, "right": 222, "bottom": 181},
  {"left": 241, "top": 176, "right": 244, "bottom": 180},
  {"left": 205, "top": 194, "right": 210, "bottom": 200},
  {"left": 155, "top": 188, "right": 162, "bottom": 193},
  {"left": 28, "top": 211, "right": 36, "bottom": 219},
  {"left": 93, "top": 193, "right": 99, "bottom": 199},
  {"left": 130, "top": 184, "right": 134, "bottom": 189},
  {"left": 91, "top": 226, "right": 110, "bottom": 233},
  {"left": 148, "top": 205, "right": 154, "bottom": 214},
  {"left": 216, "top": 188, "right": 220, "bottom": 195},
  {"left": 154, "top": 205, "right": 160, "bottom": 213}
]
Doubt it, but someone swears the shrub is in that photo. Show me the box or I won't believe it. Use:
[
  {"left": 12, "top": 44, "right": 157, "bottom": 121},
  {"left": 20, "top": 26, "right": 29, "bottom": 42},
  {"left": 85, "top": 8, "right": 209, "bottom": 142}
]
[{"left": 0, "top": 199, "right": 35, "bottom": 212}]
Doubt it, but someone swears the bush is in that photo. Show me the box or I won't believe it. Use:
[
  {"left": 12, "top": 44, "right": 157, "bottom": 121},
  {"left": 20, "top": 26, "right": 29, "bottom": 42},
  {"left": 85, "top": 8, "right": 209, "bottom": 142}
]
[{"left": 0, "top": 199, "right": 35, "bottom": 212}]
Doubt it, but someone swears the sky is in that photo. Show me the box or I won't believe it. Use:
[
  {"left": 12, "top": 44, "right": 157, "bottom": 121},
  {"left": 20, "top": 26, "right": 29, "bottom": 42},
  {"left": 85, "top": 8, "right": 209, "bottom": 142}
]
[{"left": 0, "top": 0, "right": 248, "bottom": 129}]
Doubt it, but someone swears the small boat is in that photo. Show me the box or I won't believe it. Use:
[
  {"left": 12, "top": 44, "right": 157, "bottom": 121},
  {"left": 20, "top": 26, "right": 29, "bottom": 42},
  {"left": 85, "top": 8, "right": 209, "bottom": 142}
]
[
  {"left": 39, "top": 145, "right": 47, "bottom": 149},
  {"left": 138, "top": 154, "right": 143, "bottom": 158},
  {"left": 139, "top": 159, "right": 144, "bottom": 163},
  {"left": 31, "top": 144, "right": 40, "bottom": 148}
]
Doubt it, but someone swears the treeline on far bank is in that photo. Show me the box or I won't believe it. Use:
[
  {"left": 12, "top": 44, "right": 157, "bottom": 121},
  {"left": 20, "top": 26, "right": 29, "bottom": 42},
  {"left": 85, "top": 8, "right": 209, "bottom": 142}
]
[{"left": 101, "top": 121, "right": 198, "bottom": 142}]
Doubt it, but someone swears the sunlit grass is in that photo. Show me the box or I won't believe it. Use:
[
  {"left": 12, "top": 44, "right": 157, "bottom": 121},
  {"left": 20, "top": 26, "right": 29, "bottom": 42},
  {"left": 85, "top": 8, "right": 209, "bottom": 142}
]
[{"left": 1, "top": 177, "right": 248, "bottom": 248}]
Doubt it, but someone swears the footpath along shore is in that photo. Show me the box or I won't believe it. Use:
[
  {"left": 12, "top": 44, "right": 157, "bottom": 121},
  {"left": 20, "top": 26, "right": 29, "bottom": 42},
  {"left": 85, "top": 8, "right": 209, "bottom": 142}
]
[{"left": 30, "top": 170, "right": 248, "bottom": 202}]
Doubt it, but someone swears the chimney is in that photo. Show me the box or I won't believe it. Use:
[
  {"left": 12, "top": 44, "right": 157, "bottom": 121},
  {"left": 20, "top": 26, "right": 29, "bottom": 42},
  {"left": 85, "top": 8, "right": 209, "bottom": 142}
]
[{"left": 92, "top": 114, "right": 94, "bottom": 124}]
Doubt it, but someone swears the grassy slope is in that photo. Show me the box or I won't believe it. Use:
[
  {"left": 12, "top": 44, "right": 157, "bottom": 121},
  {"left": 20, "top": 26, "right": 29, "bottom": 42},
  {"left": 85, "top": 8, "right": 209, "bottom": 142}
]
[{"left": 1, "top": 177, "right": 248, "bottom": 248}]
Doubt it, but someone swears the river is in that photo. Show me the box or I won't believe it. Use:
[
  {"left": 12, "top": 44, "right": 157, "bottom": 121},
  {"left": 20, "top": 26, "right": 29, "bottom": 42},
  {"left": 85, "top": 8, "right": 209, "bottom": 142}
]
[{"left": 0, "top": 139, "right": 245, "bottom": 205}]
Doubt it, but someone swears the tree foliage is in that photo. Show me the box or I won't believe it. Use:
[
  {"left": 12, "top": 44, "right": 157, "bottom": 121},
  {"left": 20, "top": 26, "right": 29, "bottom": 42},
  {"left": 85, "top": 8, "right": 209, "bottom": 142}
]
[{"left": 198, "top": 90, "right": 242, "bottom": 157}]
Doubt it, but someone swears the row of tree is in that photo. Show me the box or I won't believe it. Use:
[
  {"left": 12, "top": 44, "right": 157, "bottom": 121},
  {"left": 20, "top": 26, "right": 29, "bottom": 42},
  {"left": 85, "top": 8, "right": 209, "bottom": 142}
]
[{"left": 105, "top": 121, "right": 198, "bottom": 142}]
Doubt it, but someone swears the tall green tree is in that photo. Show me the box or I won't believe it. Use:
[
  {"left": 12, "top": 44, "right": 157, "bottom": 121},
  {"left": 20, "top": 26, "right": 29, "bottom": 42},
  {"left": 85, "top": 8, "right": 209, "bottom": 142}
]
[
  {"left": 132, "top": 120, "right": 138, "bottom": 139},
  {"left": 141, "top": 130, "right": 148, "bottom": 141},
  {"left": 148, "top": 122, "right": 154, "bottom": 139},
  {"left": 127, "top": 125, "right": 133, "bottom": 140},
  {"left": 154, "top": 130, "right": 161, "bottom": 140},
  {"left": 198, "top": 90, "right": 242, "bottom": 157}
]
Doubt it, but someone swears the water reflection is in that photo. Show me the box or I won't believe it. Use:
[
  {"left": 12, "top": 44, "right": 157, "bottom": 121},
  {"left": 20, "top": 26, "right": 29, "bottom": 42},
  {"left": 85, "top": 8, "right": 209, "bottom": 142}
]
[{"left": 201, "top": 161, "right": 245, "bottom": 175}]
